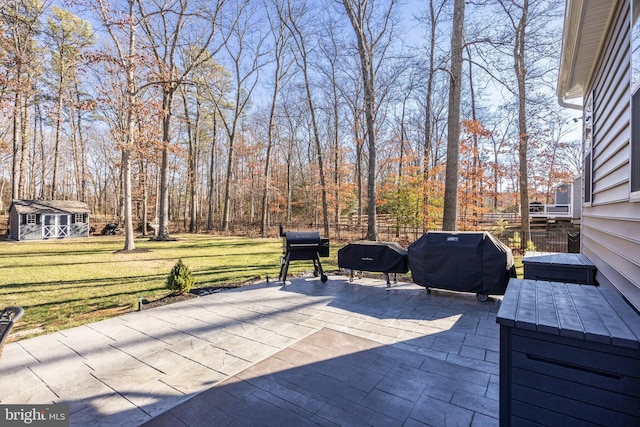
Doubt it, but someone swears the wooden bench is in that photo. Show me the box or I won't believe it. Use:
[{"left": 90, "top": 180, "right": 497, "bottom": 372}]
[{"left": 497, "top": 279, "right": 640, "bottom": 426}]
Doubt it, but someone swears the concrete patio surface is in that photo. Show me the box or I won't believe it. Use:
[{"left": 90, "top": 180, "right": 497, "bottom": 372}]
[{"left": 0, "top": 275, "right": 502, "bottom": 426}]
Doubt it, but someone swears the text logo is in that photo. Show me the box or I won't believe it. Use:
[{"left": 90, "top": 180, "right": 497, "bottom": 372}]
[{"left": 1, "top": 405, "right": 69, "bottom": 426}]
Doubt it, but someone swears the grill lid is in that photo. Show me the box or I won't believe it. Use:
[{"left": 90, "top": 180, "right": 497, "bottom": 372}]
[{"left": 283, "top": 231, "right": 321, "bottom": 247}]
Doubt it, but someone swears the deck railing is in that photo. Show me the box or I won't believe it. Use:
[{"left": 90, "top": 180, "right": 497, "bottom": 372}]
[{"left": 529, "top": 203, "right": 571, "bottom": 217}]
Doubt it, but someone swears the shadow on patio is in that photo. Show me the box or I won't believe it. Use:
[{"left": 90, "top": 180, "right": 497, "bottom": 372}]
[
  {"left": 1, "top": 276, "right": 502, "bottom": 426},
  {"left": 143, "top": 326, "right": 499, "bottom": 426}
]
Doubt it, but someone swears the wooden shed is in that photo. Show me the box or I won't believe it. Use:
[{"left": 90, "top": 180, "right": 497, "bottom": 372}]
[{"left": 9, "top": 200, "right": 91, "bottom": 241}]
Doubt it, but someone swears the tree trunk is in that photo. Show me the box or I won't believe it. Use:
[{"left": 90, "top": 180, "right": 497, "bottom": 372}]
[
  {"left": 305, "top": 75, "right": 330, "bottom": 237},
  {"left": 342, "top": 0, "right": 378, "bottom": 241},
  {"left": 221, "top": 119, "right": 236, "bottom": 232},
  {"left": 19, "top": 92, "right": 30, "bottom": 200},
  {"left": 140, "top": 160, "right": 148, "bottom": 236},
  {"left": 355, "top": 112, "right": 363, "bottom": 225},
  {"left": 51, "top": 77, "right": 64, "bottom": 200},
  {"left": 30, "top": 104, "right": 42, "bottom": 199},
  {"left": 182, "top": 87, "right": 200, "bottom": 233},
  {"left": 207, "top": 112, "right": 217, "bottom": 230},
  {"left": 515, "top": 0, "right": 530, "bottom": 249},
  {"left": 157, "top": 88, "right": 174, "bottom": 240},
  {"left": 260, "top": 58, "right": 281, "bottom": 237},
  {"left": 283, "top": 5, "right": 330, "bottom": 236},
  {"left": 77, "top": 83, "right": 88, "bottom": 202},
  {"left": 442, "top": 0, "right": 465, "bottom": 231},
  {"left": 122, "top": 149, "right": 135, "bottom": 250},
  {"left": 11, "top": 77, "right": 21, "bottom": 200},
  {"left": 122, "top": 17, "right": 137, "bottom": 251},
  {"left": 364, "top": 67, "right": 377, "bottom": 241},
  {"left": 332, "top": 78, "right": 340, "bottom": 238},
  {"left": 423, "top": 0, "right": 444, "bottom": 231}
]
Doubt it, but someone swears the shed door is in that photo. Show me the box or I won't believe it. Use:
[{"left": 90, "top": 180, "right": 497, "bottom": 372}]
[{"left": 43, "top": 215, "right": 69, "bottom": 239}]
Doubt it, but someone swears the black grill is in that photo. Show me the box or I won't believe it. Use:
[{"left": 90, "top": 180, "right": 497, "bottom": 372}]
[
  {"left": 408, "top": 231, "right": 516, "bottom": 301},
  {"left": 278, "top": 227, "right": 329, "bottom": 283},
  {"left": 338, "top": 241, "right": 408, "bottom": 287}
]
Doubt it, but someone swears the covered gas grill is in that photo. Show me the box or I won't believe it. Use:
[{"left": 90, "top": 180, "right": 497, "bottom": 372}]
[
  {"left": 338, "top": 241, "right": 408, "bottom": 287},
  {"left": 278, "top": 227, "right": 329, "bottom": 283},
  {"left": 408, "top": 231, "right": 516, "bottom": 301}
]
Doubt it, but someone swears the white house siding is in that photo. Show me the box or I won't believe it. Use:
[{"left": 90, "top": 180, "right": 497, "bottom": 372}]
[{"left": 584, "top": 0, "right": 640, "bottom": 310}]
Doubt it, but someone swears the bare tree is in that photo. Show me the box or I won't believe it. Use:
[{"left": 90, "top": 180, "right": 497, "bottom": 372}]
[
  {"left": 317, "top": 15, "right": 344, "bottom": 235},
  {"left": 260, "top": 0, "right": 293, "bottom": 236},
  {"left": 135, "top": 0, "right": 227, "bottom": 240},
  {"left": 216, "top": 0, "right": 266, "bottom": 232},
  {"left": 277, "top": 0, "right": 330, "bottom": 235},
  {"left": 340, "top": 0, "right": 399, "bottom": 240},
  {"left": 510, "top": 0, "right": 530, "bottom": 244},
  {"left": 46, "top": 7, "right": 94, "bottom": 200},
  {"left": 334, "top": 53, "right": 365, "bottom": 226},
  {"left": 492, "top": 0, "right": 563, "bottom": 245},
  {"left": 488, "top": 111, "right": 515, "bottom": 211},
  {"left": 180, "top": 78, "right": 201, "bottom": 233},
  {"left": 69, "top": 79, "right": 94, "bottom": 203},
  {"left": 95, "top": 0, "right": 139, "bottom": 250},
  {"left": 1, "top": 0, "right": 44, "bottom": 200},
  {"left": 417, "top": 0, "right": 448, "bottom": 231},
  {"left": 442, "top": 0, "right": 465, "bottom": 231}
]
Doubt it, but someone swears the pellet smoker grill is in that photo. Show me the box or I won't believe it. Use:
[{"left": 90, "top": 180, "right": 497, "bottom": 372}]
[{"left": 278, "top": 225, "right": 329, "bottom": 283}]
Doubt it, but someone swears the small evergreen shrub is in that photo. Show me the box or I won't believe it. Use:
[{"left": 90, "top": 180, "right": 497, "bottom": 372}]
[
  {"left": 508, "top": 232, "right": 536, "bottom": 252},
  {"left": 166, "top": 259, "right": 194, "bottom": 294}
]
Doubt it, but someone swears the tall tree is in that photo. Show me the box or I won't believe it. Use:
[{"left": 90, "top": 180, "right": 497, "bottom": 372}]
[
  {"left": 442, "top": 0, "right": 465, "bottom": 231},
  {"left": 318, "top": 15, "right": 344, "bottom": 235},
  {"left": 1, "top": 0, "right": 44, "bottom": 200},
  {"left": 46, "top": 6, "right": 94, "bottom": 200},
  {"left": 510, "top": 0, "right": 530, "bottom": 244},
  {"left": 180, "top": 76, "right": 201, "bottom": 233},
  {"left": 200, "top": 60, "right": 232, "bottom": 231},
  {"left": 341, "top": 0, "right": 399, "bottom": 240},
  {"left": 418, "top": 0, "right": 448, "bottom": 231},
  {"left": 280, "top": 0, "right": 330, "bottom": 236},
  {"left": 95, "top": 0, "right": 140, "bottom": 250},
  {"left": 492, "top": 0, "right": 563, "bottom": 244},
  {"left": 217, "top": 0, "right": 265, "bottom": 232},
  {"left": 136, "top": 0, "right": 226, "bottom": 240},
  {"left": 260, "top": 0, "right": 293, "bottom": 236}
]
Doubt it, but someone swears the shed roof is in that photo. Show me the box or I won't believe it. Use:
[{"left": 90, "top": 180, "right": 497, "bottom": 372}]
[
  {"left": 11, "top": 200, "right": 90, "bottom": 215},
  {"left": 557, "top": 0, "right": 618, "bottom": 108}
]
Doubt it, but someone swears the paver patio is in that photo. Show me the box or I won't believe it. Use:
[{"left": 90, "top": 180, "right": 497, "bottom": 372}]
[{"left": 0, "top": 275, "right": 502, "bottom": 426}]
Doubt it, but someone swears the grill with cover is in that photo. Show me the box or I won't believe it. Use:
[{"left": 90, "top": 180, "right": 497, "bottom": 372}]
[
  {"left": 408, "top": 231, "right": 516, "bottom": 301},
  {"left": 338, "top": 241, "right": 408, "bottom": 286},
  {"left": 278, "top": 227, "right": 329, "bottom": 283}
]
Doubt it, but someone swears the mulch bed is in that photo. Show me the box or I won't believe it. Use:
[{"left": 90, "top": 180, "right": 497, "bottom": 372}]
[{"left": 140, "top": 285, "right": 243, "bottom": 309}]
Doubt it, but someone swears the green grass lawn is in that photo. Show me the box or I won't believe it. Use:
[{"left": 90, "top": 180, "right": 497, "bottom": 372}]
[
  {"left": 514, "top": 255, "right": 524, "bottom": 278},
  {"left": 0, "top": 234, "right": 338, "bottom": 341},
  {"left": 0, "top": 234, "right": 523, "bottom": 342}
]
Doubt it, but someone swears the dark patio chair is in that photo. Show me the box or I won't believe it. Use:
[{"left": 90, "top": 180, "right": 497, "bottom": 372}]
[
  {"left": 0, "top": 306, "right": 24, "bottom": 360},
  {"left": 101, "top": 223, "right": 119, "bottom": 235}
]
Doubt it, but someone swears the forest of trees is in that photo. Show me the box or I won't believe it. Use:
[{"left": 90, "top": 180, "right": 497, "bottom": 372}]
[{"left": 0, "top": 0, "right": 581, "bottom": 248}]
